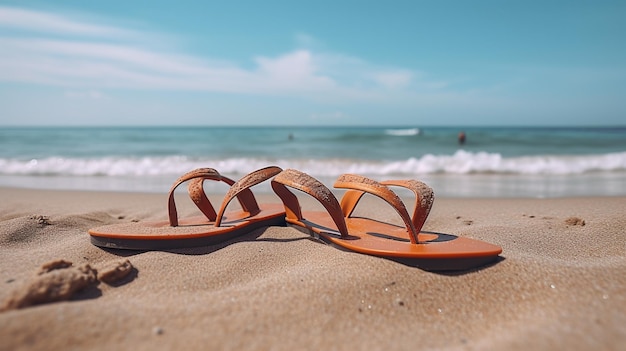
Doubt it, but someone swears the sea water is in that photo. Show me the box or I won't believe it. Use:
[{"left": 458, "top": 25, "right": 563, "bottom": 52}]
[{"left": 1, "top": 126, "right": 625, "bottom": 197}]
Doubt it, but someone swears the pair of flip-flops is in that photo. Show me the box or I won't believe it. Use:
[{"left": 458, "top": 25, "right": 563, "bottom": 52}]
[{"left": 89, "top": 166, "right": 502, "bottom": 270}]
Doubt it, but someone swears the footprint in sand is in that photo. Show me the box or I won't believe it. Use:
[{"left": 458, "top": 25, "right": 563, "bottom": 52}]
[{"left": 564, "top": 217, "right": 586, "bottom": 226}]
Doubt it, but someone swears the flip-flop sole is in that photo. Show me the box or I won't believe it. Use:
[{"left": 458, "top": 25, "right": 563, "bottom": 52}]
[
  {"left": 89, "top": 205, "right": 285, "bottom": 250},
  {"left": 287, "top": 212, "right": 502, "bottom": 271}
]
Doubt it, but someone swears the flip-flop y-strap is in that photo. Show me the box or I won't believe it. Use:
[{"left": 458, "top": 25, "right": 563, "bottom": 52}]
[
  {"left": 214, "top": 166, "right": 282, "bottom": 227},
  {"left": 340, "top": 178, "right": 434, "bottom": 234},
  {"left": 381, "top": 180, "right": 434, "bottom": 234},
  {"left": 187, "top": 174, "right": 259, "bottom": 221},
  {"left": 334, "top": 174, "right": 420, "bottom": 244},
  {"left": 167, "top": 168, "right": 258, "bottom": 226},
  {"left": 271, "top": 169, "right": 349, "bottom": 237}
]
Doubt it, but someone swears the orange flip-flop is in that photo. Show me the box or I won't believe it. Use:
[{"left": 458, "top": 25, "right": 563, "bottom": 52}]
[
  {"left": 271, "top": 169, "right": 502, "bottom": 270},
  {"left": 89, "top": 166, "right": 286, "bottom": 250}
]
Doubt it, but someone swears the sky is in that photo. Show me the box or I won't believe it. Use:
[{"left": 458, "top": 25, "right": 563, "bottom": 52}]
[{"left": 0, "top": 0, "right": 625, "bottom": 127}]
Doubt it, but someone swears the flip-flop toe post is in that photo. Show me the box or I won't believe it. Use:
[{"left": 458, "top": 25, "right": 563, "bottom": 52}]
[
  {"left": 89, "top": 166, "right": 286, "bottom": 250},
  {"left": 272, "top": 169, "right": 502, "bottom": 271}
]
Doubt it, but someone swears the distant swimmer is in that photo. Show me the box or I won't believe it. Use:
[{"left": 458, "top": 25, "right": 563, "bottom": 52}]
[
  {"left": 458, "top": 131, "right": 466, "bottom": 145},
  {"left": 288, "top": 133, "right": 294, "bottom": 141}
]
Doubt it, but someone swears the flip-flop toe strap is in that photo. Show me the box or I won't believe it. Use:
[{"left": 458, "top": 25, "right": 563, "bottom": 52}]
[
  {"left": 334, "top": 174, "right": 420, "bottom": 244},
  {"left": 171, "top": 167, "right": 272, "bottom": 227},
  {"left": 187, "top": 178, "right": 218, "bottom": 222},
  {"left": 271, "top": 169, "right": 349, "bottom": 237},
  {"left": 214, "top": 166, "right": 282, "bottom": 227},
  {"left": 168, "top": 168, "right": 221, "bottom": 226},
  {"left": 381, "top": 180, "right": 434, "bottom": 233}
]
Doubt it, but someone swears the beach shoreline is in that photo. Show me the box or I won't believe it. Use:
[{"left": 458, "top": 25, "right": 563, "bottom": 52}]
[{"left": 1, "top": 186, "right": 625, "bottom": 350}]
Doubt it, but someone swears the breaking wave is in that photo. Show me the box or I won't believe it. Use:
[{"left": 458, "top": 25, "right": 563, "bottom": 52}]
[
  {"left": 384, "top": 128, "right": 420, "bottom": 136},
  {"left": 1, "top": 150, "right": 625, "bottom": 177}
]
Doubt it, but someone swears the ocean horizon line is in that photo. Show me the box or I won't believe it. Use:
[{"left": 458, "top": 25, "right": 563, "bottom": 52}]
[{"left": 2, "top": 124, "right": 626, "bottom": 130}]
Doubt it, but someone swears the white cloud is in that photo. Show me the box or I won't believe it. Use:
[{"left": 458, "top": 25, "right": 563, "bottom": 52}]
[
  {"left": 0, "top": 6, "right": 134, "bottom": 38},
  {"left": 0, "top": 6, "right": 474, "bottom": 106},
  {"left": 254, "top": 50, "right": 336, "bottom": 91}
]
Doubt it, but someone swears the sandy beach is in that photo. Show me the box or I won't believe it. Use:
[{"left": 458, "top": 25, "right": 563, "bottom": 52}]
[{"left": 1, "top": 186, "right": 625, "bottom": 350}]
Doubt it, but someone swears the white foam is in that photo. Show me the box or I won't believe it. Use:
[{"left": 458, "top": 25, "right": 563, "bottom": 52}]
[
  {"left": 1, "top": 150, "right": 625, "bottom": 178},
  {"left": 385, "top": 128, "right": 420, "bottom": 136}
]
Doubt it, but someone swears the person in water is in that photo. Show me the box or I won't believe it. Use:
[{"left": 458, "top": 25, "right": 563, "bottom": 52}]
[{"left": 458, "top": 131, "right": 466, "bottom": 145}]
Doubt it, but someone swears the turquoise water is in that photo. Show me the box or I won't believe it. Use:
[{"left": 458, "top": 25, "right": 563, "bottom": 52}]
[{"left": 1, "top": 126, "right": 625, "bottom": 197}]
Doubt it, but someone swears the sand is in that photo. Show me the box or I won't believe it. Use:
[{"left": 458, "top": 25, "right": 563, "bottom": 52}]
[{"left": 0, "top": 186, "right": 625, "bottom": 350}]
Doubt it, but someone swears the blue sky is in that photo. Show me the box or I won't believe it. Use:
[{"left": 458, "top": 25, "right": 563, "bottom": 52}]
[{"left": 0, "top": 0, "right": 624, "bottom": 126}]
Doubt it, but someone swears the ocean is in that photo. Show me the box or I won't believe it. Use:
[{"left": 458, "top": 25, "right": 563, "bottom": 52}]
[{"left": 1, "top": 126, "right": 625, "bottom": 198}]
